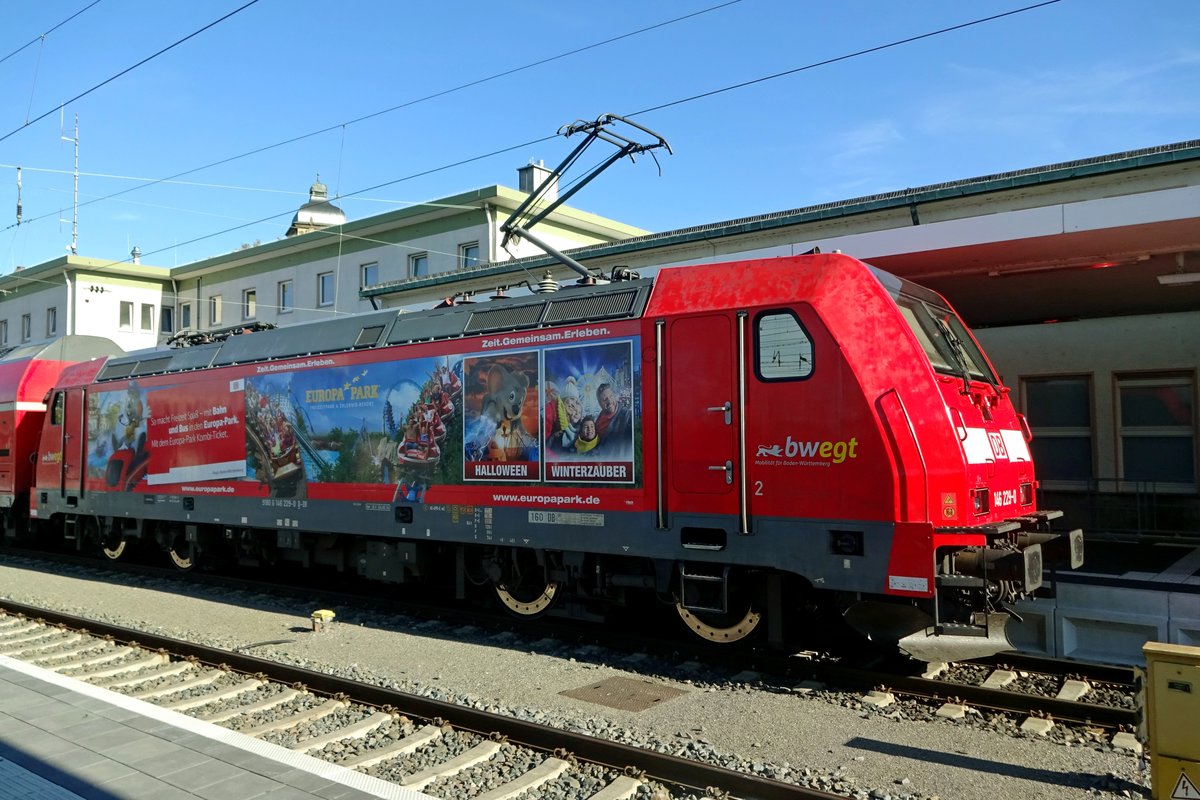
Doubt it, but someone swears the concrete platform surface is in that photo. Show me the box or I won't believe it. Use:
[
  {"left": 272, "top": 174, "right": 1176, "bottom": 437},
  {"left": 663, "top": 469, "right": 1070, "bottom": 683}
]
[{"left": 0, "top": 654, "right": 433, "bottom": 800}]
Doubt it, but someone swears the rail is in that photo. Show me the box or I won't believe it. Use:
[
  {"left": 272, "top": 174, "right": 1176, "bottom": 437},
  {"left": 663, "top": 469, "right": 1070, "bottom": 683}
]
[{"left": 0, "top": 598, "right": 845, "bottom": 800}]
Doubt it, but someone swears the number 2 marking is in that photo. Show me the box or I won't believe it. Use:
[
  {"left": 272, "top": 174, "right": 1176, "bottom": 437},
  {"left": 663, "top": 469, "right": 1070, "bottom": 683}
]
[{"left": 754, "top": 480, "right": 764, "bottom": 496}]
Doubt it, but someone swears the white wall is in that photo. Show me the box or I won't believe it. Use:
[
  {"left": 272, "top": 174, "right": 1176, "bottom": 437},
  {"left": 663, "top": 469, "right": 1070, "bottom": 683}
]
[{"left": 0, "top": 284, "right": 66, "bottom": 349}]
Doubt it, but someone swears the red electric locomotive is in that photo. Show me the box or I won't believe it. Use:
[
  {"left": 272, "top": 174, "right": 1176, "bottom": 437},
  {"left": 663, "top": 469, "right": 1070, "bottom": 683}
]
[{"left": 15, "top": 253, "right": 1081, "bottom": 661}]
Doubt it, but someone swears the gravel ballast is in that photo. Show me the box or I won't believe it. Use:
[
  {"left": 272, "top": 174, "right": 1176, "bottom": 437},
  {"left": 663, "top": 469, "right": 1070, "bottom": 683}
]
[{"left": 0, "top": 555, "right": 1149, "bottom": 799}]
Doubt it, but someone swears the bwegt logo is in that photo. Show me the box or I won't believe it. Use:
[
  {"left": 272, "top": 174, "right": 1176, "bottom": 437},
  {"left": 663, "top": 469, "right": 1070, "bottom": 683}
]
[{"left": 757, "top": 436, "right": 860, "bottom": 464}]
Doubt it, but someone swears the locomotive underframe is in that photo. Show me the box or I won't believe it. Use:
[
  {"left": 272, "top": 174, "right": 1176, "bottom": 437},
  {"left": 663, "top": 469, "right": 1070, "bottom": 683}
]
[{"left": 26, "top": 484, "right": 1080, "bottom": 658}]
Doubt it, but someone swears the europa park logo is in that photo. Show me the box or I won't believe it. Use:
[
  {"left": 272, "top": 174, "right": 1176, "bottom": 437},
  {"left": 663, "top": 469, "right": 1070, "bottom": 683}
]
[{"left": 756, "top": 436, "right": 860, "bottom": 465}]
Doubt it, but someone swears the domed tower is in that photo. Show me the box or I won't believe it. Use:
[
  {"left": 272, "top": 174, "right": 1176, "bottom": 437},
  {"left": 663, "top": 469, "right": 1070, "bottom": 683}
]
[{"left": 286, "top": 175, "right": 345, "bottom": 237}]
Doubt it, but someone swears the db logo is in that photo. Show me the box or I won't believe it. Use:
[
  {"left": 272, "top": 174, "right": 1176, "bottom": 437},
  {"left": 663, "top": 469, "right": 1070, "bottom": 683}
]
[{"left": 987, "top": 432, "right": 1009, "bottom": 460}]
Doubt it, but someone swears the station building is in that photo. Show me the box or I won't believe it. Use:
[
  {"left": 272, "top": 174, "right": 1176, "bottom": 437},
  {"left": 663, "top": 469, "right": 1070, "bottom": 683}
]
[{"left": 0, "top": 162, "right": 647, "bottom": 352}]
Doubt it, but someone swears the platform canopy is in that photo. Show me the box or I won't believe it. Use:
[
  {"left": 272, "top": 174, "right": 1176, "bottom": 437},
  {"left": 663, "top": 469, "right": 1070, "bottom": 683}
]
[{"left": 362, "top": 140, "right": 1200, "bottom": 328}]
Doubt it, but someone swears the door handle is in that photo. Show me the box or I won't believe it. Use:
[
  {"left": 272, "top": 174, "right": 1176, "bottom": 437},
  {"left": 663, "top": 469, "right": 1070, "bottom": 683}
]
[
  {"left": 706, "top": 402, "right": 732, "bottom": 425},
  {"left": 707, "top": 460, "right": 733, "bottom": 484}
]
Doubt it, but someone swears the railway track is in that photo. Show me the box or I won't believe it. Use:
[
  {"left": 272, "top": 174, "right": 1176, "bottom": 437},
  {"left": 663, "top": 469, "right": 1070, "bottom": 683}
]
[
  {"left": 0, "top": 599, "right": 845, "bottom": 800},
  {"left": 0, "top": 548, "right": 1141, "bottom": 735},
  {"left": 772, "top": 652, "right": 1138, "bottom": 731}
]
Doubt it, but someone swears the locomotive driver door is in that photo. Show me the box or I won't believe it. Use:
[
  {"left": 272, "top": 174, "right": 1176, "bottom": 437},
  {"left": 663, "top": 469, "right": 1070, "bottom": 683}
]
[
  {"left": 61, "top": 388, "right": 87, "bottom": 497},
  {"left": 666, "top": 313, "right": 741, "bottom": 521}
]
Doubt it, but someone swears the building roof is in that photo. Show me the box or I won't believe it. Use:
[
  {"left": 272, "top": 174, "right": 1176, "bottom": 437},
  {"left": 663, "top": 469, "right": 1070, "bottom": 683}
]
[
  {"left": 0, "top": 255, "right": 170, "bottom": 295},
  {"left": 172, "top": 184, "right": 648, "bottom": 280}
]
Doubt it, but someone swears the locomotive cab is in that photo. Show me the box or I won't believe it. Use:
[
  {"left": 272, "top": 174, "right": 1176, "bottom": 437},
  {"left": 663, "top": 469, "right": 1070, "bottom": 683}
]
[
  {"left": 850, "top": 271, "right": 1083, "bottom": 661},
  {"left": 0, "top": 337, "right": 122, "bottom": 541}
]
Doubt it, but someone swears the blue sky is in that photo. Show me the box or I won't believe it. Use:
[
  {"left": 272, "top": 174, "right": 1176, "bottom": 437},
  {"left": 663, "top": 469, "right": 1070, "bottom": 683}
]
[{"left": 1, "top": 0, "right": 1196, "bottom": 271}]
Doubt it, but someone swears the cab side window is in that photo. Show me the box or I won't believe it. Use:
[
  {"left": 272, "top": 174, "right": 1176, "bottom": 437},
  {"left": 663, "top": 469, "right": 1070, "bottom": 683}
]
[
  {"left": 51, "top": 392, "right": 65, "bottom": 426},
  {"left": 756, "top": 311, "right": 813, "bottom": 380}
]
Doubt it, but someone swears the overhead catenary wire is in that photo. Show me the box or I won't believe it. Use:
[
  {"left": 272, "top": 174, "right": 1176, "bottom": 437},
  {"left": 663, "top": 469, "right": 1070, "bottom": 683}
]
[
  {"left": 119, "top": 1, "right": 1061, "bottom": 268},
  {"left": 0, "top": 0, "right": 104, "bottom": 68},
  {"left": 0, "top": 0, "right": 263, "bottom": 146},
  {"left": 0, "top": 133, "right": 567, "bottom": 296},
  {"left": 2, "top": 1, "right": 744, "bottom": 235},
  {"left": 24, "top": 33, "right": 46, "bottom": 126},
  {"left": 3, "top": 164, "right": 485, "bottom": 210},
  {"left": 628, "top": 0, "right": 1061, "bottom": 117},
  {"left": 8, "top": 0, "right": 1060, "bottom": 275}
]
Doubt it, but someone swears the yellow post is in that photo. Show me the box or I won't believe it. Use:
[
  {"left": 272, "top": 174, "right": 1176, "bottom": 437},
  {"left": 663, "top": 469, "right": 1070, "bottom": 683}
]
[{"left": 1143, "top": 642, "right": 1200, "bottom": 799}]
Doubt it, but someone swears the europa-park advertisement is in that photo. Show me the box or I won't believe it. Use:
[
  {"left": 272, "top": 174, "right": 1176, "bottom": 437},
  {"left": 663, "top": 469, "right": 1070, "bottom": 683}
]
[{"left": 83, "top": 336, "right": 641, "bottom": 502}]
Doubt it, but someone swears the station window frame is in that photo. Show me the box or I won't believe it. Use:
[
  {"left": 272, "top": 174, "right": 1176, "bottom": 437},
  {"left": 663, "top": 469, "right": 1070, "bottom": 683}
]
[
  {"left": 410, "top": 253, "right": 429, "bottom": 278},
  {"left": 318, "top": 272, "right": 335, "bottom": 307},
  {"left": 753, "top": 308, "right": 814, "bottom": 382},
  {"left": 278, "top": 280, "right": 293, "bottom": 314},
  {"left": 459, "top": 242, "right": 479, "bottom": 268},
  {"left": 360, "top": 262, "right": 378, "bottom": 288},
  {"left": 1020, "top": 374, "right": 1095, "bottom": 488},
  {"left": 1115, "top": 371, "right": 1196, "bottom": 490}
]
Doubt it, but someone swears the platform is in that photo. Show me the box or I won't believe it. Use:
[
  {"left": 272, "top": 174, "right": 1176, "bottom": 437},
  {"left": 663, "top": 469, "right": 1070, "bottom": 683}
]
[
  {"left": 1011, "top": 540, "right": 1200, "bottom": 664},
  {"left": 0, "top": 654, "right": 433, "bottom": 800}
]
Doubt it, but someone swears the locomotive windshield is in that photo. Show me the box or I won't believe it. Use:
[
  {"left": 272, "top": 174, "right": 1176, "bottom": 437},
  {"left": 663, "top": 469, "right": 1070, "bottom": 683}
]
[{"left": 897, "top": 295, "right": 996, "bottom": 384}]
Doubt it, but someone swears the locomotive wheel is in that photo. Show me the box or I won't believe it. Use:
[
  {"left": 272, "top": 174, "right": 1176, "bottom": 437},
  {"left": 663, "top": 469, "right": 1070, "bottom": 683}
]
[
  {"left": 676, "top": 603, "right": 762, "bottom": 643},
  {"left": 495, "top": 581, "right": 560, "bottom": 617},
  {"left": 489, "top": 546, "right": 559, "bottom": 618},
  {"left": 100, "top": 528, "right": 127, "bottom": 561},
  {"left": 168, "top": 534, "right": 195, "bottom": 571}
]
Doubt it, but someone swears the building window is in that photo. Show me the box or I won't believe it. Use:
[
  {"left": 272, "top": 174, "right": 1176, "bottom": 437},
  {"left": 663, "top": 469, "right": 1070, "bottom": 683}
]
[
  {"left": 1023, "top": 376, "right": 1094, "bottom": 484},
  {"left": 1117, "top": 374, "right": 1195, "bottom": 487},
  {"left": 410, "top": 253, "right": 428, "bottom": 278},
  {"left": 140, "top": 303, "right": 154, "bottom": 331},
  {"left": 361, "top": 262, "right": 378, "bottom": 287},
  {"left": 119, "top": 301, "right": 133, "bottom": 331},
  {"left": 318, "top": 272, "right": 334, "bottom": 306},
  {"left": 755, "top": 311, "right": 813, "bottom": 380},
  {"left": 0, "top": 320, "right": 7, "bottom": 345},
  {"left": 161, "top": 307, "right": 174, "bottom": 333},
  {"left": 210, "top": 295, "right": 223, "bottom": 326},
  {"left": 459, "top": 243, "right": 479, "bottom": 268},
  {"left": 243, "top": 289, "right": 257, "bottom": 319},
  {"left": 20, "top": 314, "right": 31, "bottom": 342},
  {"left": 278, "top": 280, "right": 293, "bottom": 313},
  {"left": 46, "top": 307, "right": 57, "bottom": 337},
  {"left": 181, "top": 302, "right": 192, "bottom": 330}
]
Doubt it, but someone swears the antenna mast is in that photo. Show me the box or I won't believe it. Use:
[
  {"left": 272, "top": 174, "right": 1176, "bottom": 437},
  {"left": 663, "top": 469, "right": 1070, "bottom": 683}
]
[{"left": 61, "top": 113, "right": 78, "bottom": 255}]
